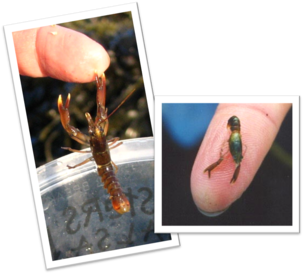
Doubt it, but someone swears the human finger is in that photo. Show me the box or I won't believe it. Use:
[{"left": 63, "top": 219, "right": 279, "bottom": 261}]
[
  {"left": 190, "top": 103, "right": 291, "bottom": 215},
  {"left": 13, "top": 25, "right": 110, "bottom": 82}
]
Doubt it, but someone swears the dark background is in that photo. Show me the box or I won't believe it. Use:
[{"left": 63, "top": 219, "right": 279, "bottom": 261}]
[{"left": 162, "top": 106, "right": 293, "bottom": 226}]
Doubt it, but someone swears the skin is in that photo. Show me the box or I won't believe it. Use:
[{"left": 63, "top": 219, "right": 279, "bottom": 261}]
[
  {"left": 191, "top": 103, "right": 291, "bottom": 214},
  {"left": 13, "top": 25, "right": 110, "bottom": 82}
]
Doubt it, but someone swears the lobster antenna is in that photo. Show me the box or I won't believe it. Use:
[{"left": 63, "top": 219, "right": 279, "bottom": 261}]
[{"left": 105, "top": 88, "right": 136, "bottom": 121}]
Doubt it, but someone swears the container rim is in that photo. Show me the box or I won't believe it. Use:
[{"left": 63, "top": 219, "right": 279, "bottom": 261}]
[{"left": 37, "top": 136, "right": 154, "bottom": 191}]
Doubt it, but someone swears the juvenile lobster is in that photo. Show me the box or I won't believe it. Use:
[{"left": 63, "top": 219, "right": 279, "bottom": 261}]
[
  {"left": 204, "top": 116, "right": 243, "bottom": 184},
  {"left": 58, "top": 73, "right": 132, "bottom": 214}
]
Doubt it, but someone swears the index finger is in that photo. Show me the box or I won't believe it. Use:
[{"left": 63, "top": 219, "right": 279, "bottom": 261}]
[
  {"left": 190, "top": 103, "right": 291, "bottom": 214},
  {"left": 13, "top": 25, "right": 110, "bottom": 82}
]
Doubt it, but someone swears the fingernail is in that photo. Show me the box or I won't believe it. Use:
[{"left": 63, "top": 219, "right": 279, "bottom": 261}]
[{"left": 196, "top": 206, "right": 229, "bottom": 217}]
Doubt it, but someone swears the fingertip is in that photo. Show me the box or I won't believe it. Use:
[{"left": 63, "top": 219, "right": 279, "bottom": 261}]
[
  {"left": 191, "top": 104, "right": 285, "bottom": 214},
  {"left": 191, "top": 157, "right": 246, "bottom": 214},
  {"left": 37, "top": 25, "right": 110, "bottom": 82},
  {"left": 14, "top": 25, "right": 110, "bottom": 82}
]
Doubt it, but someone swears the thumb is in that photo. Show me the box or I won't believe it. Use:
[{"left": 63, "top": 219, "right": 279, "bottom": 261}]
[{"left": 190, "top": 103, "right": 291, "bottom": 215}]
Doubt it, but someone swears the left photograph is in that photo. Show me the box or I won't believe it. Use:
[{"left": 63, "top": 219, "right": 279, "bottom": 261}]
[{"left": 5, "top": 3, "right": 179, "bottom": 269}]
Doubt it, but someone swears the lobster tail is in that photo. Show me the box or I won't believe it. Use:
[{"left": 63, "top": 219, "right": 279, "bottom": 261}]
[
  {"left": 230, "top": 164, "right": 241, "bottom": 184},
  {"left": 111, "top": 191, "right": 130, "bottom": 214},
  {"left": 99, "top": 165, "right": 130, "bottom": 214}
]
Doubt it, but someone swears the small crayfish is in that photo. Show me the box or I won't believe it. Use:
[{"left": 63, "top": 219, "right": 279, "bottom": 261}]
[
  {"left": 204, "top": 116, "right": 243, "bottom": 184},
  {"left": 58, "top": 73, "right": 134, "bottom": 214}
]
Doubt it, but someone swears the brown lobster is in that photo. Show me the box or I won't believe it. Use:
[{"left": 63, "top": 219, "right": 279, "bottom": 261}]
[{"left": 58, "top": 73, "right": 132, "bottom": 214}]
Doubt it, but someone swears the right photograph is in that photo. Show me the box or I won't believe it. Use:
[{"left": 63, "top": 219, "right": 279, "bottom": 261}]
[{"left": 154, "top": 96, "right": 299, "bottom": 233}]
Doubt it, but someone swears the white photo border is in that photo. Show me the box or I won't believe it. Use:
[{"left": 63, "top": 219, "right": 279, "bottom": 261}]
[{"left": 155, "top": 95, "right": 299, "bottom": 233}]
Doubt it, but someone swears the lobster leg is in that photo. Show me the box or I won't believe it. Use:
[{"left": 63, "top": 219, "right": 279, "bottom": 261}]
[
  {"left": 67, "top": 156, "right": 94, "bottom": 169},
  {"left": 204, "top": 157, "right": 224, "bottom": 178},
  {"left": 109, "top": 142, "right": 123, "bottom": 150},
  {"left": 61, "top": 147, "right": 91, "bottom": 153},
  {"left": 107, "top": 137, "right": 119, "bottom": 145},
  {"left": 108, "top": 137, "right": 123, "bottom": 150},
  {"left": 58, "top": 94, "right": 90, "bottom": 146},
  {"left": 111, "top": 160, "right": 119, "bottom": 174},
  {"left": 204, "top": 144, "right": 229, "bottom": 178}
]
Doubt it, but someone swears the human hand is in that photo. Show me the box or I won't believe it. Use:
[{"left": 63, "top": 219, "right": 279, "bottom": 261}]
[
  {"left": 190, "top": 103, "right": 291, "bottom": 216},
  {"left": 13, "top": 25, "right": 110, "bottom": 82}
]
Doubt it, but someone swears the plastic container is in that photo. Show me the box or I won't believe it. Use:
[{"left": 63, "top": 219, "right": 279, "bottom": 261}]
[{"left": 37, "top": 137, "right": 171, "bottom": 260}]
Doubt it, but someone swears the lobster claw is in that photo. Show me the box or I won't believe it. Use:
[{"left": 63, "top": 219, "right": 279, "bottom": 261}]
[
  {"left": 204, "top": 157, "right": 224, "bottom": 178},
  {"left": 94, "top": 73, "right": 109, "bottom": 135},
  {"left": 95, "top": 73, "right": 106, "bottom": 107},
  {"left": 58, "top": 93, "right": 71, "bottom": 130},
  {"left": 58, "top": 93, "right": 90, "bottom": 145}
]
